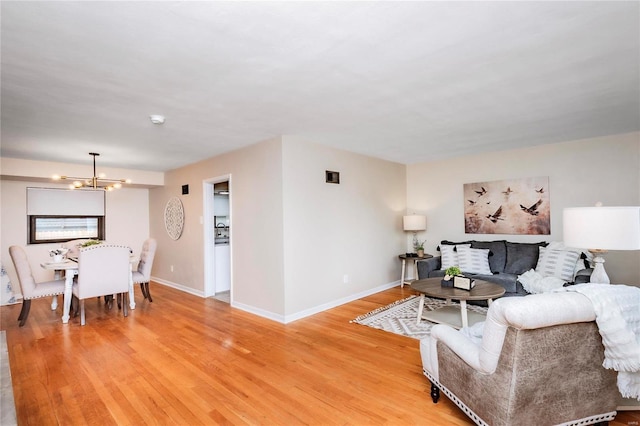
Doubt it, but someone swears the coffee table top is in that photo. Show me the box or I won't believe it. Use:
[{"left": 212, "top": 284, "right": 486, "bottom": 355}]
[{"left": 411, "top": 277, "right": 506, "bottom": 301}]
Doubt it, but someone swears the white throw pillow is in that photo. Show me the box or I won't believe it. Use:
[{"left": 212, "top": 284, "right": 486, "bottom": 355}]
[
  {"left": 440, "top": 244, "right": 471, "bottom": 270},
  {"left": 535, "top": 247, "right": 580, "bottom": 282},
  {"left": 457, "top": 246, "right": 492, "bottom": 275}
]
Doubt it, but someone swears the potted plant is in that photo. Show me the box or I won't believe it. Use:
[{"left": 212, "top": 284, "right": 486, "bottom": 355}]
[
  {"left": 81, "top": 239, "right": 102, "bottom": 248},
  {"left": 442, "top": 266, "right": 461, "bottom": 287},
  {"left": 415, "top": 240, "right": 426, "bottom": 257}
]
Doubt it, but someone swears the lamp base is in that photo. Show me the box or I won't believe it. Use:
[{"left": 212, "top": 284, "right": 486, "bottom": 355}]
[{"left": 589, "top": 251, "right": 610, "bottom": 284}]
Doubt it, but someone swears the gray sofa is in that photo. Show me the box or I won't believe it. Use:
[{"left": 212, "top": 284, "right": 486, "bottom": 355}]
[{"left": 416, "top": 240, "right": 592, "bottom": 297}]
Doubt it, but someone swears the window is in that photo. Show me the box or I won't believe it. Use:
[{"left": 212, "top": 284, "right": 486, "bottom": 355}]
[
  {"left": 29, "top": 216, "right": 105, "bottom": 244},
  {"left": 26, "top": 187, "right": 106, "bottom": 244}
]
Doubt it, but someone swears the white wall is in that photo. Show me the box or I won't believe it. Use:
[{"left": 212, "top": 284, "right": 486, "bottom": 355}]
[
  {"left": 407, "top": 132, "right": 640, "bottom": 285},
  {"left": 281, "top": 137, "right": 406, "bottom": 317},
  {"left": 0, "top": 179, "right": 150, "bottom": 286}
]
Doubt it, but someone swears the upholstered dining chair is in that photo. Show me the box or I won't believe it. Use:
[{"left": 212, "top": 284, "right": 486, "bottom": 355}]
[
  {"left": 8, "top": 245, "right": 66, "bottom": 327},
  {"left": 63, "top": 239, "right": 91, "bottom": 258},
  {"left": 132, "top": 238, "right": 157, "bottom": 302},
  {"left": 73, "top": 244, "right": 130, "bottom": 326}
]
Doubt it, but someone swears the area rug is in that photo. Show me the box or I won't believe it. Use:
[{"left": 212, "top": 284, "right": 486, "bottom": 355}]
[{"left": 351, "top": 295, "right": 487, "bottom": 340}]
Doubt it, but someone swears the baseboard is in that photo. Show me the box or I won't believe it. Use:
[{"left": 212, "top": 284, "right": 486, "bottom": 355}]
[
  {"left": 280, "top": 280, "right": 401, "bottom": 324},
  {"left": 150, "top": 277, "right": 401, "bottom": 324},
  {"left": 150, "top": 276, "right": 205, "bottom": 298},
  {"left": 617, "top": 394, "right": 640, "bottom": 410}
]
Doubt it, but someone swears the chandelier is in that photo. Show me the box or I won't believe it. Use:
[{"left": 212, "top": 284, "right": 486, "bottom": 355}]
[{"left": 52, "top": 152, "right": 131, "bottom": 191}]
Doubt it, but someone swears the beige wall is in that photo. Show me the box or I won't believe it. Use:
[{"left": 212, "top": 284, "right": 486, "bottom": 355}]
[
  {"left": 406, "top": 132, "right": 640, "bottom": 286},
  {"left": 149, "top": 137, "right": 407, "bottom": 321},
  {"left": 281, "top": 137, "right": 406, "bottom": 316},
  {"left": 149, "top": 137, "right": 287, "bottom": 315},
  {"left": 0, "top": 179, "right": 150, "bottom": 287}
]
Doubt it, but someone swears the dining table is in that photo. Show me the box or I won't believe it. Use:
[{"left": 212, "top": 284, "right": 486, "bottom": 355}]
[{"left": 41, "top": 255, "right": 139, "bottom": 324}]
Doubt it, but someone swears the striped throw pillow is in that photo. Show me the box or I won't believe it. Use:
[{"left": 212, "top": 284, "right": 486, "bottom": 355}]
[
  {"left": 440, "top": 244, "right": 471, "bottom": 270},
  {"left": 535, "top": 247, "right": 580, "bottom": 282},
  {"left": 457, "top": 246, "right": 492, "bottom": 275}
]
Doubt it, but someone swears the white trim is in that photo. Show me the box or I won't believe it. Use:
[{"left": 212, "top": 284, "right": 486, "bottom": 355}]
[
  {"left": 231, "top": 300, "right": 286, "bottom": 323},
  {"left": 151, "top": 277, "right": 205, "bottom": 298},
  {"left": 202, "top": 174, "right": 231, "bottom": 298},
  {"left": 150, "top": 278, "right": 401, "bottom": 324},
  {"left": 232, "top": 280, "right": 401, "bottom": 324}
]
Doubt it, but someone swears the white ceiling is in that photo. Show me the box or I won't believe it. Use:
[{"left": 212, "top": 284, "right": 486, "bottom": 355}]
[{"left": 1, "top": 1, "right": 638, "bottom": 172}]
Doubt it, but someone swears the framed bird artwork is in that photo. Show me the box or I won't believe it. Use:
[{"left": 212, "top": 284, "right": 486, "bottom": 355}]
[{"left": 463, "top": 176, "right": 550, "bottom": 235}]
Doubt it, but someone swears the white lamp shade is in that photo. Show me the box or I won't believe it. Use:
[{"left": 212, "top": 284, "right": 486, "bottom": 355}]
[
  {"left": 403, "top": 215, "right": 427, "bottom": 231},
  {"left": 563, "top": 206, "right": 640, "bottom": 250}
]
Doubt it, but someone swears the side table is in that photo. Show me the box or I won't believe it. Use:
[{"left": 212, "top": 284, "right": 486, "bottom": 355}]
[{"left": 398, "top": 253, "right": 432, "bottom": 287}]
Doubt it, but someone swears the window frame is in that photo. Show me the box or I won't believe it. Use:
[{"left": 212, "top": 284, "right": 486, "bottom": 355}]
[{"left": 28, "top": 215, "right": 105, "bottom": 245}]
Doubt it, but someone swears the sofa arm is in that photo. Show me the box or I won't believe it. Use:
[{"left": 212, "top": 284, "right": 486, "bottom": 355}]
[
  {"left": 425, "top": 324, "right": 483, "bottom": 380},
  {"left": 574, "top": 267, "right": 593, "bottom": 284},
  {"left": 417, "top": 256, "right": 441, "bottom": 279}
]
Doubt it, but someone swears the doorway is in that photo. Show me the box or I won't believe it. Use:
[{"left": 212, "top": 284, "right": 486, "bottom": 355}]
[{"left": 203, "top": 175, "right": 231, "bottom": 302}]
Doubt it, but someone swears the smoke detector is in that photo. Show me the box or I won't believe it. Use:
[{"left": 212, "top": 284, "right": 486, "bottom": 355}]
[{"left": 150, "top": 114, "right": 165, "bottom": 125}]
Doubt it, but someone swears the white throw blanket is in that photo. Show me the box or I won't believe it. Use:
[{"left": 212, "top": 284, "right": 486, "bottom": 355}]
[
  {"left": 518, "top": 269, "right": 565, "bottom": 294},
  {"left": 559, "top": 284, "right": 640, "bottom": 400}
]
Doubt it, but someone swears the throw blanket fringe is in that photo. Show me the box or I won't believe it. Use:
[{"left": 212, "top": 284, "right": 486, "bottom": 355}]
[{"left": 558, "top": 284, "right": 640, "bottom": 400}]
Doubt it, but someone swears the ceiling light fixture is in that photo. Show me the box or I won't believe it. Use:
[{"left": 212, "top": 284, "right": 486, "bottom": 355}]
[
  {"left": 52, "top": 152, "right": 131, "bottom": 191},
  {"left": 150, "top": 114, "right": 165, "bottom": 124}
]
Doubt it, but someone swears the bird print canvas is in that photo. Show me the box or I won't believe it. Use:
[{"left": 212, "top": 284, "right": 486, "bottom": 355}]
[{"left": 463, "top": 176, "right": 550, "bottom": 234}]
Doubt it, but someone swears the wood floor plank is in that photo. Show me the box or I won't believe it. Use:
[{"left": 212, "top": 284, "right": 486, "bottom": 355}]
[{"left": 2, "top": 284, "right": 638, "bottom": 425}]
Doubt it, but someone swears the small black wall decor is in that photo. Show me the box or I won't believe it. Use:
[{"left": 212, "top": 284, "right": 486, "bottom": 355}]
[
  {"left": 325, "top": 170, "right": 340, "bottom": 184},
  {"left": 182, "top": 184, "right": 189, "bottom": 195},
  {"left": 464, "top": 176, "right": 550, "bottom": 235}
]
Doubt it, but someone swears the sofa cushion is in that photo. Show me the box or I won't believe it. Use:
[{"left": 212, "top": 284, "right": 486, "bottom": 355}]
[
  {"left": 535, "top": 247, "right": 581, "bottom": 282},
  {"left": 471, "top": 240, "right": 507, "bottom": 273},
  {"left": 440, "top": 244, "right": 471, "bottom": 270},
  {"left": 473, "top": 273, "right": 519, "bottom": 293},
  {"left": 457, "top": 246, "right": 492, "bottom": 275},
  {"left": 504, "top": 242, "right": 548, "bottom": 275}
]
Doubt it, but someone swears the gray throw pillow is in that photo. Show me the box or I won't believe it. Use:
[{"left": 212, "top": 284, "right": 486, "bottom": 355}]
[{"left": 504, "top": 241, "right": 548, "bottom": 275}]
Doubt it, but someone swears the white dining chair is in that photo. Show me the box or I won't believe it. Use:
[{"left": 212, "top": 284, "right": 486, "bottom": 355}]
[
  {"left": 132, "top": 238, "right": 157, "bottom": 302},
  {"left": 73, "top": 244, "right": 130, "bottom": 326},
  {"left": 63, "top": 239, "right": 91, "bottom": 258},
  {"left": 8, "top": 246, "right": 66, "bottom": 327}
]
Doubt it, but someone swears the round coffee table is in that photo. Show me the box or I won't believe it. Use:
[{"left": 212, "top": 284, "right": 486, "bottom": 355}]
[{"left": 410, "top": 277, "right": 505, "bottom": 329}]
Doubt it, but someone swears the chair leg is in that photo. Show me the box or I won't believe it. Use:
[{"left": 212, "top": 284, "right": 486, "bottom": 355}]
[
  {"left": 139, "top": 283, "right": 147, "bottom": 299},
  {"left": 122, "top": 292, "right": 128, "bottom": 317},
  {"left": 80, "top": 300, "right": 86, "bottom": 326},
  {"left": 105, "top": 295, "right": 114, "bottom": 310},
  {"left": 430, "top": 382, "right": 440, "bottom": 403},
  {"left": 72, "top": 296, "right": 80, "bottom": 317},
  {"left": 18, "top": 300, "right": 31, "bottom": 327},
  {"left": 145, "top": 282, "right": 152, "bottom": 302},
  {"left": 117, "top": 294, "right": 122, "bottom": 310}
]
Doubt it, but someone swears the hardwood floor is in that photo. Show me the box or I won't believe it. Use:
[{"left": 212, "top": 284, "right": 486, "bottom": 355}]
[{"left": 1, "top": 284, "right": 638, "bottom": 425}]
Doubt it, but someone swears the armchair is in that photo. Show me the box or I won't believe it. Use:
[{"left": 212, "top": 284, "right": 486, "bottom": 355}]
[{"left": 420, "top": 292, "right": 619, "bottom": 426}]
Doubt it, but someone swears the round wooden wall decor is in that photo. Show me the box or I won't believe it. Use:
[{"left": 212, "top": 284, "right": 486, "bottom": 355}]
[{"left": 164, "top": 196, "right": 184, "bottom": 240}]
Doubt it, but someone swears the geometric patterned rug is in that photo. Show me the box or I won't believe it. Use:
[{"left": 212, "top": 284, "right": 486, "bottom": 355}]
[{"left": 350, "top": 295, "right": 487, "bottom": 340}]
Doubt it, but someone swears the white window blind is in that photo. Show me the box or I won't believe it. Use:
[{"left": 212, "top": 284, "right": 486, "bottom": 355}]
[{"left": 27, "top": 188, "right": 105, "bottom": 216}]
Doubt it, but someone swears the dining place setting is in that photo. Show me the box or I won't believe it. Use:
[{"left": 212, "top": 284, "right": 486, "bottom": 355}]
[{"left": 9, "top": 238, "right": 157, "bottom": 326}]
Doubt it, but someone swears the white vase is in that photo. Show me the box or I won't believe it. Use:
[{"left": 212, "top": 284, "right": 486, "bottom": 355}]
[{"left": 53, "top": 255, "right": 63, "bottom": 263}]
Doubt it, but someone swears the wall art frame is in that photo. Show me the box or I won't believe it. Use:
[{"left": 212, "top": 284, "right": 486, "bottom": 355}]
[{"left": 464, "top": 176, "right": 550, "bottom": 235}]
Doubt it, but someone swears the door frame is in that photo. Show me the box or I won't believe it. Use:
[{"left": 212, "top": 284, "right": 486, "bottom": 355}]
[{"left": 203, "top": 174, "right": 232, "bottom": 298}]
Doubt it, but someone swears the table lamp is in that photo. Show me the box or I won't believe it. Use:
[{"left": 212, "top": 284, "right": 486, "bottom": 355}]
[
  {"left": 403, "top": 214, "right": 427, "bottom": 253},
  {"left": 563, "top": 206, "right": 640, "bottom": 284}
]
